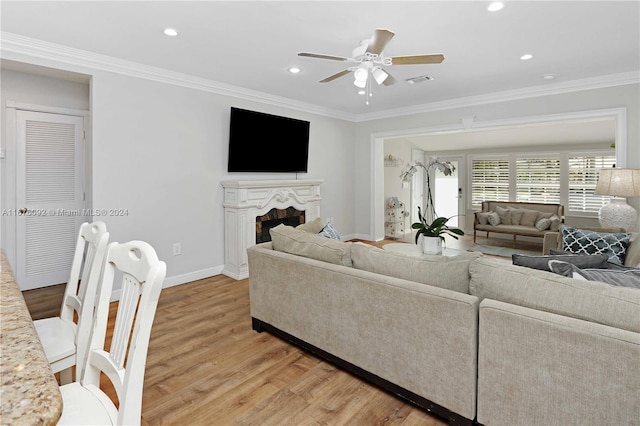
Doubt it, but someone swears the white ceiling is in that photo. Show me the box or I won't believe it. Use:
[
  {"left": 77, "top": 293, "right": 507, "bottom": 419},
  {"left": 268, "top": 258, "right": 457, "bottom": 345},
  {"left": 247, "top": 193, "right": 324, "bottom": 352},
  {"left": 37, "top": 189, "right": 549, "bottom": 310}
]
[
  {"left": 1, "top": 1, "right": 639, "bottom": 119},
  {"left": 1, "top": 1, "right": 637, "bottom": 150}
]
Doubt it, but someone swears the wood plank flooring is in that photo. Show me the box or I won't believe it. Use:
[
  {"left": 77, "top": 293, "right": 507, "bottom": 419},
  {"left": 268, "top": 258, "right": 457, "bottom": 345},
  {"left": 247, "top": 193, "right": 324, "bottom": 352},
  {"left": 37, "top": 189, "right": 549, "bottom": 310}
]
[{"left": 22, "top": 243, "right": 449, "bottom": 426}]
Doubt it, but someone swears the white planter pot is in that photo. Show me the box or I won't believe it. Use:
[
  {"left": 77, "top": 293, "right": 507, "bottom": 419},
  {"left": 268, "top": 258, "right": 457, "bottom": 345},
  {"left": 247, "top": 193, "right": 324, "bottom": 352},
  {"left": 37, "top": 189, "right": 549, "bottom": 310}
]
[{"left": 420, "top": 236, "right": 442, "bottom": 254}]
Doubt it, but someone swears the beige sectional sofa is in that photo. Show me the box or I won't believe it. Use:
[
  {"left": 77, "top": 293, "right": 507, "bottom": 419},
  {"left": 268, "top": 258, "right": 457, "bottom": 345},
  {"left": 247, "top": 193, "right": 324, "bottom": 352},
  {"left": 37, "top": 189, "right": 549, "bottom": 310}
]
[
  {"left": 474, "top": 201, "right": 564, "bottom": 247},
  {"left": 247, "top": 224, "right": 640, "bottom": 426}
]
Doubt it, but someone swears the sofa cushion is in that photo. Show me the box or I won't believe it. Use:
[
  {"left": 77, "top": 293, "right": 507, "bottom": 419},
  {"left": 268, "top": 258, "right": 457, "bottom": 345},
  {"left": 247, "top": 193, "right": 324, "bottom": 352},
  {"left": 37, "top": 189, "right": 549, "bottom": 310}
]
[
  {"left": 518, "top": 209, "right": 540, "bottom": 227},
  {"left": 508, "top": 208, "right": 524, "bottom": 225},
  {"left": 495, "top": 206, "right": 512, "bottom": 225},
  {"left": 469, "top": 257, "right": 640, "bottom": 333},
  {"left": 512, "top": 253, "right": 609, "bottom": 271},
  {"left": 295, "top": 217, "right": 325, "bottom": 234},
  {"left": 477, "top": 212, "right": 490, "bottom": 225},
  {"left": 548, "top": 260, "right": 640, "bottom": 289},
  {"left": 561, "top": 225, "right": 631, "bottom": 265},
  {"left": 351, "top": 243, "right": 482, "bottom": 294},
  {"left": 270, "top": 224, "right": 352, "bottom": 267}
]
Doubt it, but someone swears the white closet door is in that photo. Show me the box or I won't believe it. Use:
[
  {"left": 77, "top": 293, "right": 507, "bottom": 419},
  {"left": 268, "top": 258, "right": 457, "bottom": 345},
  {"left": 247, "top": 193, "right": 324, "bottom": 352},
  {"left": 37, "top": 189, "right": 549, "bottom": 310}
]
[{"left": 16, "top": 111, "right": 85, "bottom": 290}]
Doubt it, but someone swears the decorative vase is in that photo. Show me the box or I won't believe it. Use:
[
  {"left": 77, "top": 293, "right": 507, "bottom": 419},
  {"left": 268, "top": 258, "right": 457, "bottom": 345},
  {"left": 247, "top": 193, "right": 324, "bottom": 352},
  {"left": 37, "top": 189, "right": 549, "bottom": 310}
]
[{"left": 420, "top": 236, "right": 442, "bottom": 255}]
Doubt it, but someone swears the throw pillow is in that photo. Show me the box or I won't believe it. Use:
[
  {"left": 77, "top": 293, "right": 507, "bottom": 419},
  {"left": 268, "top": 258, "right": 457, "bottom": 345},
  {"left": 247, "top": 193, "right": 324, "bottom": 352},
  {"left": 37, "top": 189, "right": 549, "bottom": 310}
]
[
  {"left": 487, "top": 211, "right": 501, "bottom": 226},
  {"left": 509, "top": 208, "right": 524, "bottom": 226},
  {"left": 534, "top": 217, "right": 551, "bottom": 231},
  {"left": 495, "top": 206, "right": 512, "bottom": 225},
  {"left": 319, "top": 222, "right": 341, "bottom": 240},
  {"left": 476, "top": 212, "right": 490, "bottom": 225},
  {"left": 549, "top": 215, "right": 562, "bottom": 232},
  {"left": 548, "top": 260, "right": 640, "bottom": 289},
  {"left": 536, "top": 211, "right": 554, "bottom": 222},
  {"left": 519, "top": 209, "right": 540, "bottom": 227},
  {"left": 296, "top": 217, "right": 325, "bottom": 234},
  {"left": 561, "top": 225, "right": 631, "bottom": 265},
  {"left": 512, "top": 253, "right": 609, "bottom": 272},
  {"left": 269, "top": 224, "right": 352, "bottom": 267}
]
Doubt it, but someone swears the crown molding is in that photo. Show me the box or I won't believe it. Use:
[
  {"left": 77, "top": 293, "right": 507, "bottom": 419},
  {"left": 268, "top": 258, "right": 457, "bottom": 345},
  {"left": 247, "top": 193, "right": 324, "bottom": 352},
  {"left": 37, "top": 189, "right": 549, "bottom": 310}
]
[
  {"left": 355, "top": 71, "right": 640, "bottom": 122},
  {"left": 0, "top": 32, "right": 357, "bottom": 121},
  {"left": 2, "top": 32, "right": 637, "bottom": 124}
]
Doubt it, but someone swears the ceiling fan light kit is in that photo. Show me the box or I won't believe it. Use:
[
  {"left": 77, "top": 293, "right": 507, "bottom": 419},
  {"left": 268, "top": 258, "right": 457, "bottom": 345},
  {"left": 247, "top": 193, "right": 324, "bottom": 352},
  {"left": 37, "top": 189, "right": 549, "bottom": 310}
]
[{"left": 298, "top": 28, "right": 445, "bottom": 104}]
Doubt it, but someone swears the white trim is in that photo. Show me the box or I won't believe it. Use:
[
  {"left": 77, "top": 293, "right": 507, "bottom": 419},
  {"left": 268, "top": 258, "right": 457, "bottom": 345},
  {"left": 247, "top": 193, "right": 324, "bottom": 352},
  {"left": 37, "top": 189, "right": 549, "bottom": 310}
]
[
  {"left": 109, "top": 265, "right": 225, "bottom": 301},
  {"left": 6, "top": 100, "right": 89, "bottom": 117},
  {"left": 2, "top": 32, "right": 637, "bottom": 123},
  {"left": 371, "top": 108, "right": 628, "bottom": 241},
  {"left": 356, "top": 73, "right": 639, "bottom": 122},
  {"left": 1, "top": 32, "right": 355, "bottom": 122}
]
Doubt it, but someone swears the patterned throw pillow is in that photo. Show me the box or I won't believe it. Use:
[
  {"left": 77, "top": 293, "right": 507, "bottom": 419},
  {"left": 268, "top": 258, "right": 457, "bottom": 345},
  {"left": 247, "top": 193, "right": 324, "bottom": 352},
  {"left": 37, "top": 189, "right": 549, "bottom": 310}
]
[
  {"left": 319, "top": 222, "right": 341, "bottom": 240},
  {"left": 535, "top": 218, "right": 551, "bottom": 231},
  {"left": 561, "top": 225, "right": 631, "bottom": 265},
  {"left": 487, "top": 211, "right": 501, "bottom": 226}
]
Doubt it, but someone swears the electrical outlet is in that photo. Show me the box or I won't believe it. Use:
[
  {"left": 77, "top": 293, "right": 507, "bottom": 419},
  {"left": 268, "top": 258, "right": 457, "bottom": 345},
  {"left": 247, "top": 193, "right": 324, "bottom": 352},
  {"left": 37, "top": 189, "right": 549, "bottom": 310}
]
[{"left": 173, "top": 243, "right": 181, "bottom": 256}]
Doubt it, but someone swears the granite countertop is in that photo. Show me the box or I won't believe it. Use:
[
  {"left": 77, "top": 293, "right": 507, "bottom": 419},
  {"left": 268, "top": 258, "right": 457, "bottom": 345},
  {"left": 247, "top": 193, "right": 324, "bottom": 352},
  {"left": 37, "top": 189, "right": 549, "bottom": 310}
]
[{"left": 0, "top": 251, "right": 62, "bottom": 425}]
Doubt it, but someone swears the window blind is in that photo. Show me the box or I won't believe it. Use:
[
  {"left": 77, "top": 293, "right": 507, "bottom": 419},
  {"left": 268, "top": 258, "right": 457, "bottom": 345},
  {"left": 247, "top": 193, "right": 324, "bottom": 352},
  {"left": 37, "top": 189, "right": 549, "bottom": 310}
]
[
  {"left": 568, "top": 155, "right": 616, "bottom": 213},
  {"left": 471, "top": 159, "right": 510, "bottom": 209},
  {"left": 516, "top": 158, "right": 561, "bottom": 204}
]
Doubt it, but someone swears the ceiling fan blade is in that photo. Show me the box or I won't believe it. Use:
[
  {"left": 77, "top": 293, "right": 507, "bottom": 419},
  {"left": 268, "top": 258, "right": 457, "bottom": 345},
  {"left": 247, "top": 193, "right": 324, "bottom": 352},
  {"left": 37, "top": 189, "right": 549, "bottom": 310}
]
[
  {"left": 382, "top": 73, "right": 396, "bottom": 86},
  {"left": 319, "top": 69, "right": 352, "bottom": 83},
  {"left": 298, "top": 52, "right": 349, "bottom": 61},
  {"left": 391, "top": 54, "right": 445, "bottom": 65},
  {"left": 366, "top": 29, "right": 395, "bottom": 55}
]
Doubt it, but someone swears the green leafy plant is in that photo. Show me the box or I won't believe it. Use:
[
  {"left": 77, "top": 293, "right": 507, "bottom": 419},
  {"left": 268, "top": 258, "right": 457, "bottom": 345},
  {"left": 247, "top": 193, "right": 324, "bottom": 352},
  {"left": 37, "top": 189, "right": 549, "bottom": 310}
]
[{"left": 411, "top": 206, "right": 464, "bottom": 244}]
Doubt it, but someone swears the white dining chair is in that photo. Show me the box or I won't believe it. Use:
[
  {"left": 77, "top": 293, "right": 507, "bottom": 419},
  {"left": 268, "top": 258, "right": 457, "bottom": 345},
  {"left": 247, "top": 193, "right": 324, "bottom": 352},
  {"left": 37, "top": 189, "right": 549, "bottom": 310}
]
[
  {"left": 57, "top": 240, "right": 166, "bottom": 426},
  {"left": 33, "top": 221, "right": 109, "bottom": 384}
]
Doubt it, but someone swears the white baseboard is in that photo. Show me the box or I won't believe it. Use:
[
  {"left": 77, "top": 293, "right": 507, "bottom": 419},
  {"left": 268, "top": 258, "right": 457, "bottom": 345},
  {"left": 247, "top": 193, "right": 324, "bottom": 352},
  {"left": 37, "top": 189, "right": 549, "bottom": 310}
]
[{"left": 110, "top": 265, "right": 224, "bottom": 302}]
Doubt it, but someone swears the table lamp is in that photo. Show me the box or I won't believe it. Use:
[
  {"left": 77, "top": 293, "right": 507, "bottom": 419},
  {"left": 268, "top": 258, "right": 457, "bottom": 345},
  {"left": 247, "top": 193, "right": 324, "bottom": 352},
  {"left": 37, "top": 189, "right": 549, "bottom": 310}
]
[{"left": 594, "top": 168, "right": 640, "bottom": 231}]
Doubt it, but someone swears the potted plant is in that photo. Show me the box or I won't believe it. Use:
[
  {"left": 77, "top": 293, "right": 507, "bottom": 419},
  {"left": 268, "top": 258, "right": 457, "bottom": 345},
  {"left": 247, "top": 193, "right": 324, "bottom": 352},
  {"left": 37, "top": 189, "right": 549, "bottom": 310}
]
[{"left": 411, "top": 206, "right": 464, "bottom": 254}]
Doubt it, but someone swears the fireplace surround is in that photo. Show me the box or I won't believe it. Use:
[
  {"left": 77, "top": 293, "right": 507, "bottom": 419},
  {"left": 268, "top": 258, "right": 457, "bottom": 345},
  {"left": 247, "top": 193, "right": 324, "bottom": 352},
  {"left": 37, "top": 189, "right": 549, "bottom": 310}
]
[{"left": 221, "top": 180, "right": 323, "bottom": 279}]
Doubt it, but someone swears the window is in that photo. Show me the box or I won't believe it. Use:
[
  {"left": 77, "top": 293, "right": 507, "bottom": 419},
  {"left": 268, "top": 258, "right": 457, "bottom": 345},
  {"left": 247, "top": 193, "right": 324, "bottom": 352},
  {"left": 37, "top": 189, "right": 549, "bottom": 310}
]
[
  {"left": 471, "top": 158, "right": 509, "bottom": 209},
  {"left": 568, "top": 155, "right": 616, "bottom": 213},
  {"left": 516, "top": 157, "right": 561, "bottom": 204}
]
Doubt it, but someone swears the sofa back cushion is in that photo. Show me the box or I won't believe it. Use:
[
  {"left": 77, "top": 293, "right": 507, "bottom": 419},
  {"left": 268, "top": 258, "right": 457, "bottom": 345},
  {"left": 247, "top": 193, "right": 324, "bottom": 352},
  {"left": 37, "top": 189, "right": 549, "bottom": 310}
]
[
  {"left": 469, "top": 257, "right": 640, "bottom": 333},
  {"left": 482, "top": 201, "right": 563, "bottom": 218},
  {"left": 351, "top": 243, "right": 482, "bottom": 294},
  {"left": 269, "top": 224, "right": 352, "bottom": 267}
]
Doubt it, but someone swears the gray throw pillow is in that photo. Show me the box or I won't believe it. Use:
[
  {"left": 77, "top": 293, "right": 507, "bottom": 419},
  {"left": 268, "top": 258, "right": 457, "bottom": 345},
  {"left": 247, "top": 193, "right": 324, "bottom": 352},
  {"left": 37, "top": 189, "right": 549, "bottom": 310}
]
[
  {"left": 519, "top": 209, "right": 540, "bottom": 227},
  {"left": 512, "top": 253, "right": 609, "bottom": 271},
  {"left": 549, "top": 215, "right": 561, "bottom": 232},
  {"left": 548, "top": 260, "right": 640, "bottom": 289},
  {"left": 561, "top": 225, "right": 631, "bottom": 265},
  {"left": 495, "top": 206, "right": 512, "bottom": 225},
  {"left": 509, "top": 208, "right": 524, "bottom": 226},
  {"left": 476, "top": 212, "right": 490, "bottom": 225}
]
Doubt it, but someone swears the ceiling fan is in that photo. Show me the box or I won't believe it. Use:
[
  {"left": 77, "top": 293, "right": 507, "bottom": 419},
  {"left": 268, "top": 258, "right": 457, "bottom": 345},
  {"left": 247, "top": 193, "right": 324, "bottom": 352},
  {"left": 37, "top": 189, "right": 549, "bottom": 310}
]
[{"left": 298, "top": 29, "right": 445, "bottom": 97}]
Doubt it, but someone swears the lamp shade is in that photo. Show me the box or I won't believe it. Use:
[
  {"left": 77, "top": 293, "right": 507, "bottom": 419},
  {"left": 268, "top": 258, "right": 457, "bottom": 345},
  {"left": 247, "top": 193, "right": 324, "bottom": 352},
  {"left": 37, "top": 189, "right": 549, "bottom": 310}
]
[{"left": 595, "top": 168, "right": 640, "bottom": 197}]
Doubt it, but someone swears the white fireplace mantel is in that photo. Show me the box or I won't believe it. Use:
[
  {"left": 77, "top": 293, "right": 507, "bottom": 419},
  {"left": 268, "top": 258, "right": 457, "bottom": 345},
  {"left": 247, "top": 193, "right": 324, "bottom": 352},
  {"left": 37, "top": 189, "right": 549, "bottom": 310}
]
[{"left": 221, "top": 179, "right": 323, "bottom": 280}]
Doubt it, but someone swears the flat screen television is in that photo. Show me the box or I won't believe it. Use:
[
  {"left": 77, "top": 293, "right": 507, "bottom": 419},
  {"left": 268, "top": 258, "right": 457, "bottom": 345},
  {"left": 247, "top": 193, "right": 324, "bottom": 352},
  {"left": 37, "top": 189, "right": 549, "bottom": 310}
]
[{"left": 227, "top": 107, "right": 310, "bottom": 173}]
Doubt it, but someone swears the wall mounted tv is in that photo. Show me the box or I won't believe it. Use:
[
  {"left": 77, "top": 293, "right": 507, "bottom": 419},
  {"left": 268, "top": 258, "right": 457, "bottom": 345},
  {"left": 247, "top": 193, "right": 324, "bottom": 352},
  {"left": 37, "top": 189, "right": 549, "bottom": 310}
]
[{"left": 227, "top": 107, "right": 310, "bottom": 173}]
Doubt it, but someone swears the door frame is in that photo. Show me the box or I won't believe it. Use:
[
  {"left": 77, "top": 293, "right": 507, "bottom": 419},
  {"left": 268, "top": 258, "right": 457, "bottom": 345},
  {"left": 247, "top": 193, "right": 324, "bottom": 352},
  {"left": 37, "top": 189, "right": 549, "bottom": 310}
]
[
  {"left": 372, "top": 108, "right": 627, "bottom": 240},
  {"left": 2, "top": 101, "right": 90, "bottom": 284}
]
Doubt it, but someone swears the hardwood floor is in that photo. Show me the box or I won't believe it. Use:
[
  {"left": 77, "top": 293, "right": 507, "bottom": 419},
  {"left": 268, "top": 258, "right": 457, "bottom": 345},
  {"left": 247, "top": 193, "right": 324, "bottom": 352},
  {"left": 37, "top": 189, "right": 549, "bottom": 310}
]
[{"left": 23, "top": 262, "right": 447, "bottom": 425}]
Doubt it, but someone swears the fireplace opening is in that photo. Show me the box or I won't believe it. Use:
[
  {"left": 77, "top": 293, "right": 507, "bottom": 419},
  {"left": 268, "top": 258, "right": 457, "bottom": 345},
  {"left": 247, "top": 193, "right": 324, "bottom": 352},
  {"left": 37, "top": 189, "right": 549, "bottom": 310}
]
[{"left": 256, "top": 207, "right": 305, "bottom": 243}]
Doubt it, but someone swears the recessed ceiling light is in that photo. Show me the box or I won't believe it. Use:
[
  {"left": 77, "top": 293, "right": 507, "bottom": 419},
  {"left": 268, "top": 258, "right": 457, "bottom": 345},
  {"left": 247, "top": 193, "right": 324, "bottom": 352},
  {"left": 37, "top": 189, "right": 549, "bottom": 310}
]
[
  {"left": 542, "top": 73, "right": 555, "bottom": 80},
  {"left": 358, "top": 90, "right": 366, "bottom": 95},
  {"left": 520, "top": 54, "right": 533, "bottom": 61},
  {"left": 488, "top": 2, "right": 504, "bottom": 12},
  {"left": 288, "top": 67, "right": 301, "bottom": 74},
  {"left": 163, "top": 28, "right": 179, "bottom": 37}
]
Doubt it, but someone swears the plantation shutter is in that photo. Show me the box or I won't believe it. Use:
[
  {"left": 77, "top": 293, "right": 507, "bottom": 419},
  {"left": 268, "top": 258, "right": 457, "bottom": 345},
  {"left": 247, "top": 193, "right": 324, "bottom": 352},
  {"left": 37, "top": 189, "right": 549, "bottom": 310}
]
[
  {"left": 568, "top": 155, "right": 616, "bottom": 213},
  {"left": 471, "top": 158, "right": 510, "bottom": 209},
  {"left": 515, "top": 157, "right": 561, "bottom": 204}
]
